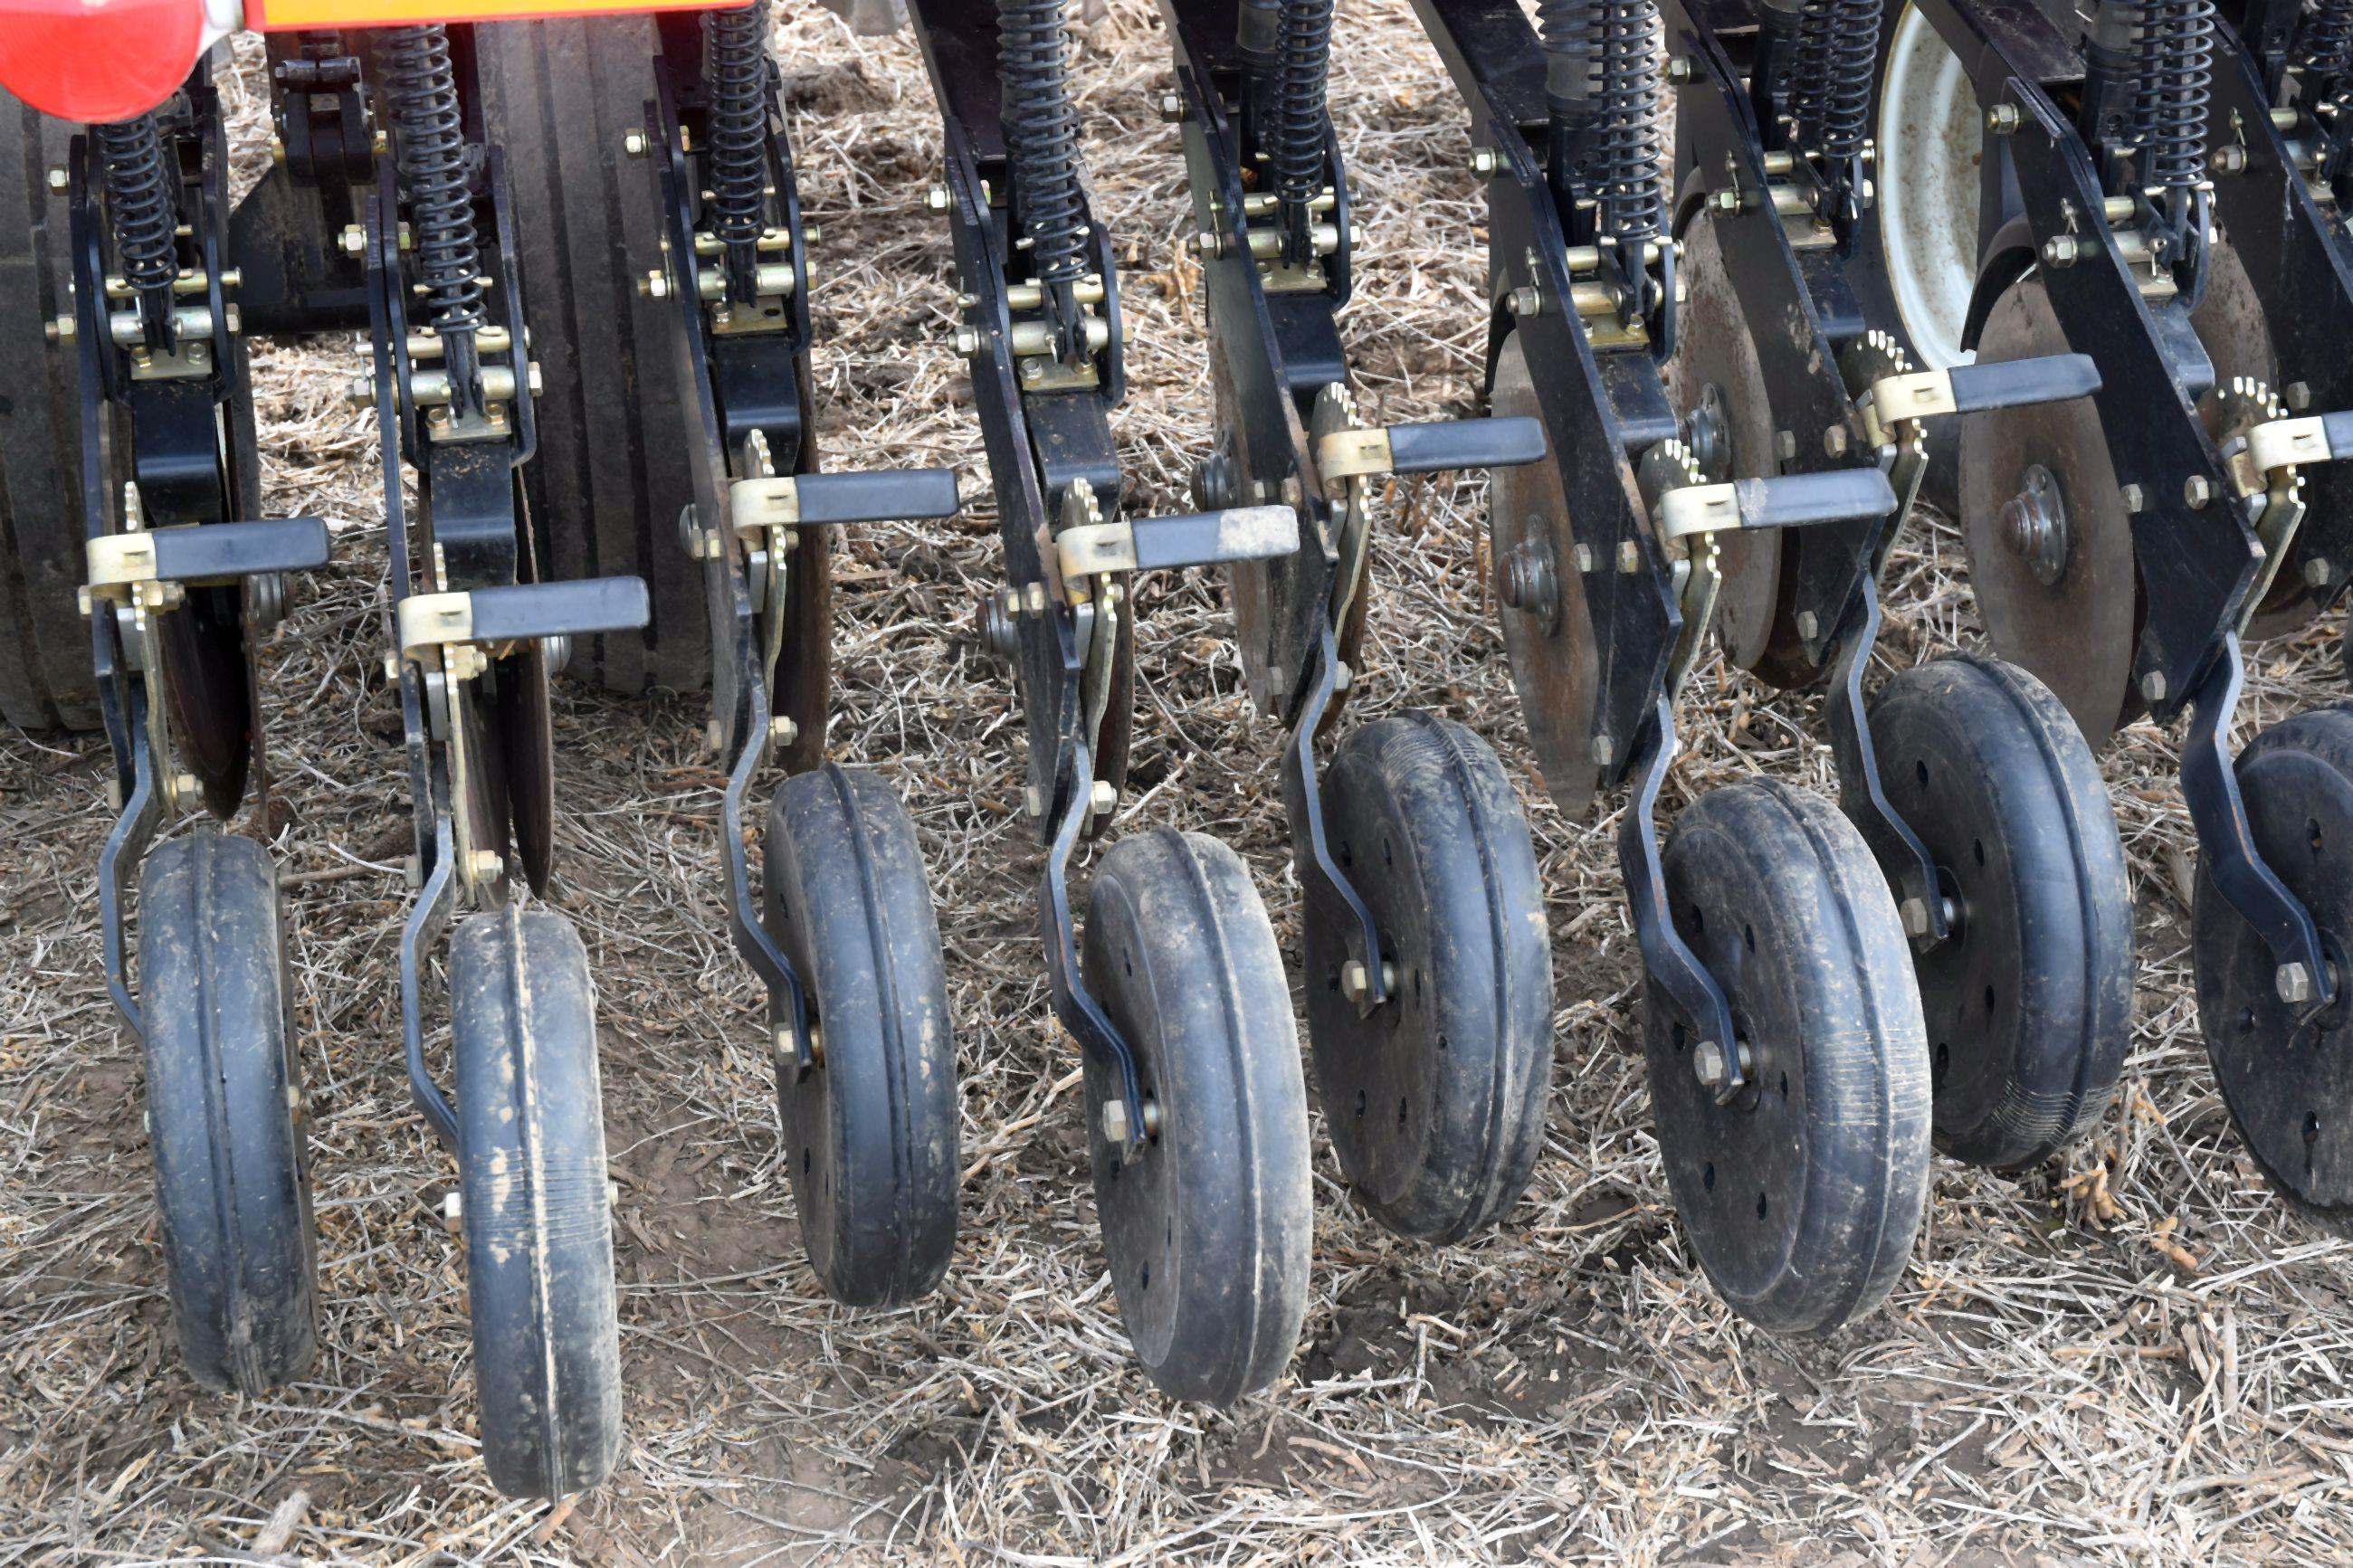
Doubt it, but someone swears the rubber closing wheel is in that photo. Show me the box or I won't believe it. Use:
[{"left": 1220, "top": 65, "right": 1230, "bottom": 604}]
[
  {"left": 1871, "top": 656, "right": 2135, "bottom": 1168},
  {"left": 2193, "top": 705, "right": 2353, "bottom": 1233},
  {"left": 1081, "top": 829, "right": 1311, "bottom": 1403},
  {"left": 138, "top": 830, "right": 319, "bottom": 1392},
  {"left": 762, "top": 764, "right": 959, "bottom": 1305},
  {"left": 452, "top": 907, "right": 623, "bottom": 1499},
  {"left": 1304, "top": 714, "right": 1554, "bottom": 1241},
  {"left": 1645, "top": 782, "right": 1931, "bottom": 1334}
]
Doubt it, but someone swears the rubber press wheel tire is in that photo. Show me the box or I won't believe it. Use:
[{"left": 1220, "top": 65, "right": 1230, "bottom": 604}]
[
  {"left": 1082, "top": 829, "right": 1312, "bottom": 1405},
  {"left": 1870, "top": 656, "right": 2135, "bottom": 1169},
  {"left": 452, "top": 906, "right": 623, "bottom": 1500},
  {"left": 138, "top": 830, "right": 319, "bottom": 1392},
  {"left": 762, "top": 764, "right": 959, "bottom": 1306},
  {"left": 477, "top": 18, "right": 705, "bottom": 696},
  {"left": 0, "top": 100, "right": 100, "bottom": 731},
  {"left": 1303, "top": 713, "right": 1554, "bottom": 1243},
  {"left": 2192, "top": 704, "right": 2353, "bottom": 1234},
  {"left": 1645, "top": 782, "right": 1932, "bottom": 1335}
]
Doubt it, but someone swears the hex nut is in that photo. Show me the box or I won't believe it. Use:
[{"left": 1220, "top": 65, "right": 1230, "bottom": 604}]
[
  {"left": 1100, "top": 1098, "right": 1130, "bottom": 1146},
  {"left": 2278, "top": 963, "right": 2317, "bottom": 1005}
]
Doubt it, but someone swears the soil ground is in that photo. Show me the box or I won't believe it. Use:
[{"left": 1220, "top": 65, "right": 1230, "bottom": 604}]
[{"left": 5, "top": 5, "right": 2353, "bottom": 1563}]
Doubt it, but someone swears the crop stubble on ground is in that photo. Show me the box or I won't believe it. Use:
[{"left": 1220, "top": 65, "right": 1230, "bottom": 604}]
[{"left": 4, "top": 4, "right": 2353, "bottom": 1563}]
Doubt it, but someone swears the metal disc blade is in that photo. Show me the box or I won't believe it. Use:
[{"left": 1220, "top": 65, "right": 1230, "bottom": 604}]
[
  {"left": 1663, "top": 216, "right": 1788, "bottom": 675},
  {"left": 2194, "top": 238, "right": 2315, "bottom": 641},
  {"left": 1958, "top": 280, "right": 2139, "bottom": 746},
  {"left": 1491, "top": 337, "right": 1602, "bottom": 814}
]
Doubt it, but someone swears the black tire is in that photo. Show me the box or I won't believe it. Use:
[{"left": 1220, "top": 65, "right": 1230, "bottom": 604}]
[
  {"left": 1645, "top": 781, "right": 1932, "bottom": 1335},
  {"left": 0, "top": 100, "right": 100, "bottom": 731},
  {"left": 1082, "top": 829, "right": 1311, "bottom": 1404},
  {"left": 476, "top": 18, "right": 705, "bottom": 696},
  {"left": 1870, "top": 656, "right": 2134, "bottom": 1169},
  {"left": 452, "top": 906, "right": 623, "bottom": 1499},
  {"left": 762, "top": 765, "right": 958, "bottom": 1305},
  {"left": 138, "top": 830, "right": 319, "bottom": 1392},
  {"left": 2193, "top": 704, "right": 2353, "bottom": 1234},
  {"left": 1303, "top": 713, "right": 1553, "bottom": 1242}
]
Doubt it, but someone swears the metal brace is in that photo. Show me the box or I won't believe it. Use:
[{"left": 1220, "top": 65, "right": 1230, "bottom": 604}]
[{"left": 1855, "top": 368, "right": 1959, "bottom": 455}]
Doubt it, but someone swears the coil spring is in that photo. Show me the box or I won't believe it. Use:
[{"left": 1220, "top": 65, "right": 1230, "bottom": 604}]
[
  {"left": 381, "top": 24, "right": 485, "bottom": 337},
  {"left": 1786, "top": 0, "right": 1875, "bottom": 159},
  {"left": 1271, "top": 0, "right": 1334, "bottom": 233},
  {"left": 94, "top": 117, "right": 179, "bottom": 306},
  {"left": 998, "top": 0, "right": 1088, "bottom": 291},
  {"left": 1534, "top": 0, "right": 1664, "bottom": 242},
  {"left": 2295, "top": 0, "right": 2353, "bottom": 103},
  {"left": 705, "top": 0, "right": 773, "bottom": 254},
  {"left": 2133, "top": 0, "right": 2214, "bottom": 192}
]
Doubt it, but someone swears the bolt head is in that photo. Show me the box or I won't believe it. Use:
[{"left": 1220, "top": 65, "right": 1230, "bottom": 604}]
[
  {"left": 1023, "top": 784, "right": 1043, "bottom": 818},
  {"left": 468, "top": 850, "right": 504, "bottom": 882},
  {"left": 1796, "top": 610, "right": 1820, "bottom": 640},
  {"left": 2305, "top": 556, "right": 2336, "bottom": 588},
  {"left": 2141, "top": 670, "right": 2168, "bottom": 703},
  {"left": 1692, "top": 1039, "right": 1728, "bottom": 1088},
  {"left": 953, "top": 326, "right": 981, "bottom": 356},
  {"left": 1470, "top": 147, "right": 1499, "bottom": 176},
  {"left": 642, "top": 271, "right": 671, "bottom": 299},
  {"left": 1090, "top": 779, "right": 1118, "bottom": 818},
  {"left": 1986, "top": 103, "right": 2021, "bottom": 134},
  {"left": 1899, "top": 896, "right": 1931, "bottom": 936},
  {"left": 1509, "top": 285, "right": 1545, "bottom": 318},
  {"left": 2041, "top": 235, "right": 2078, "bottom": 268},
  {"left": 1192, "top": 230, "right": 1224, "bottom": 260},
  {"left": 1667, "top": 55, "right": 1692, "bottom": 84},
  {"left": 2278, "top": 962, "right": 2317, "bottom": 1005},
  {"left": 622, "top": 128, "right": 649, "bottom": 159},
  {"left": 1616, "top": 539, "right": 1642, "bottom": 574},
  {"left": 1711, "top": 188, "right": 1739, "bottom": 214},
  {"left": 926, "top": 185, "right": 951, "bottom": 213},
  {"left": 1159, "top": 93, "right": 1186, "bottom": 123},
  {"left": 1100, "top": 1098, "right": 1131, "bottom": 1146},
  {"left": 2120, "top": 483, "right": 2147, "bottom": 514},
  {"left": 769, "top": 715, "right": 799, "bottom": 747},
  {"left": 340, "top": 224, "right": 366, "bottom": 258},
  {"left": 170, "top": 772, "right": 201, "bottom": 807},
  {"left": 1824, "top": 425, "right": 1850, "bottom": 458},
  {"left": 2287, "top": 381, "right": 2314, "bottom": 413},
  {"left": 2185, "top": 474, "right": 2213, "bottom": 508},
  {"left": 403, "top": 854, "right": 422, "bottom": 889},
  {"left": 45, "top": 166, "right": 68, "bottom": 194},
  {"left": 2215, "top": 144, "right": 2247, "bottom": 174},
  {"left": 442, "top": 1191, "right": 463, "bottom": 1233}
]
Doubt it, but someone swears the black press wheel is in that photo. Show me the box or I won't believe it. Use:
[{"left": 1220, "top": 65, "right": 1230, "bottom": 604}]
[
  {"left": 1081, "top": 828, "right": 1311, "bottom": 1404},
  {"left": 1303, "top": 713, "right": 1554, "bottom": 1242},
  {"left": 451, "top": 906, "right": 623, "bottom": 1499},
  {"left": 2193, "top": 705, "right": 2353, "bottom": 1234},
  {"left": 1869, "top": 655, "right": 2134, "bottom": 1169},
  {"left": 1645, "top": 781, "right": 1932, "bottom": 1335},
  {"left": 138, "top": 829, "right": 319, "bottom": 1392},
  {"left": 762, "top": 764, "right": 959, "bottom": 1306}
]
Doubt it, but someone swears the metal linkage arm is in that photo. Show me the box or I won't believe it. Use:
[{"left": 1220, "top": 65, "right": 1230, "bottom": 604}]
[
  {"left": 1056, "top": 505, "right": 1298, "bottom": 577},
  {"left": 1316, "top": 414, "right": 1548, "bottom": 481},
  {"left": 1656, "top": 469, "right": 1896, "bottom": 540},
  {"left": 397, "top": 578, "right": 652, "bottom": 665},
  {"left": 730, "top": 468, "right": 962, "bottom": 530},
  {"left": 82, "top": 518, "right": 330, "bottom": 611}
]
